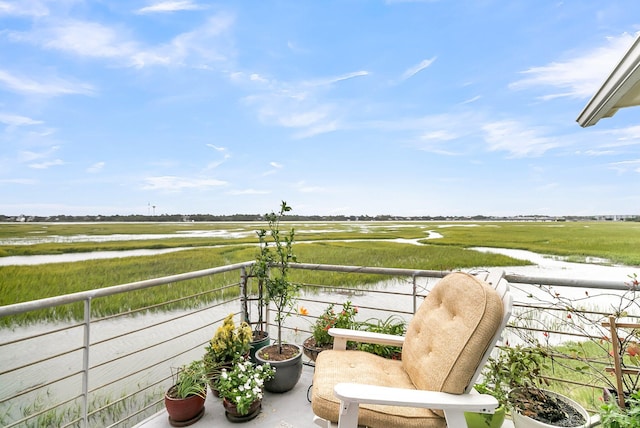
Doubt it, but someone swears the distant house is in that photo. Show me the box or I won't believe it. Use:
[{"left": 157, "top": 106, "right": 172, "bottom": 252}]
[{"left": 577, "top": 33, "right": 640, "bottom": 127}]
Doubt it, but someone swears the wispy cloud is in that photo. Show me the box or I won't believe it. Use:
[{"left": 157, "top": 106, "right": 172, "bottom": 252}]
[
  {"left": 295, "top": 181, "right": 326, "bottom": 193},
  {"left": 227, "top": 188, "right": 270, "bottom": 195},
  {"left": 87, "top": 162, "right": 105, "bottom": 173},
  {"left": 0, "top": 113, "right": 43, "bottom": 126},
  {"left": 135, "top": 1, "right": 207, "bottom": 14},
  {"left": 207, "top": 144, "right": 227, "bottom": 152},
  {"left": 8, "top": 13, "right": 234, "bottom": 69},
  {"left": 607, "top": 159, "right": 640, "bottom": 174},
  {"left": 0, "top": 1, "right": 49, "bottom": 17},
  {"left": 401, "top": 57, "right": 436, "bottom": 80},
  {"left": 0, "top": 69, "right": 94, "bottom": 96},
  {"left": 482, "top": 120, "right": 563, "bottom": 157},
  {"left": 0, "top": 178, "right": 37, "bottom": 185},
  {"left": 142, "top": 175, "right": 227, "bottom": 191},
  {"left": 509, "top": 32, "right": 637, "bottom": 100},
  {"left": 29, "top": 159, "right": 64, "bottom": 169}
]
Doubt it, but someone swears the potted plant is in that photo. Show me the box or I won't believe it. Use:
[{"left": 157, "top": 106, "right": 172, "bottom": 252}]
[
  {"left": 465, "top": 345, "right": 539, "bottom": 428},
  {"left": 465, "top": 345, "right": 589, "bottom": 428},
  {"left": 599, "top": 389, "right": 640, "bottom": 427},
  {"left": 301, "top": 301, "right": 358, "bottom": 362},
  {"left": 215, "top": 357, "right": 275, "bottom": 422},
  {"left": 503, "top": 346, "right": 589, "bottom": 428},
  {"left": 511, "top": 273, "right": 640, "bottom": 404},
  {"left": 164, "top": 359, "right": 208, "bottom": 426},
  {"left": 253, "top": 201, "right": 304, "bottom": 392},
  {"left": 356, "top": 314, "right": 406, "bottom": 359},
  {"left": 203, "top": 313, "right": 252, "bottom": 392}
]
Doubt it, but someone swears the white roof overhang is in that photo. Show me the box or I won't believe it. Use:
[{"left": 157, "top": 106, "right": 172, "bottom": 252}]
[{"left": 577, "top": 34, "right": 640, "bottom": 127}]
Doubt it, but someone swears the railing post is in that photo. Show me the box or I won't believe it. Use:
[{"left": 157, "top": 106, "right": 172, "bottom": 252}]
[
  {"left": 82, "top": 297, "right": 91, "bottom": 427},
  {"left": 412, "top": 274, "right": 417, "bottom": 314},
  {"left": 240, "top": 267, "right": 248, "bottom": 323}
]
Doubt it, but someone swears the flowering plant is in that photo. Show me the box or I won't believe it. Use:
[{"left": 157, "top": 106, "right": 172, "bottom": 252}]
[
  {"left": 204, "top": 314, "right": 252, "bottom": 364},
  {"left": 310, "top": 301, "right": 358, "bottom": 347},
  {"left": 215, "top": 358, "right": 275, "bottom": 415}
]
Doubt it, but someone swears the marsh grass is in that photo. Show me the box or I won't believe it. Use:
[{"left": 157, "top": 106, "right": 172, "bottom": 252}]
[
  {"left": 425, "top": 221, "right": 640, "bottom": 265},
  {"left": 1, "top": 240, "right": 529, "bottom": 326}
]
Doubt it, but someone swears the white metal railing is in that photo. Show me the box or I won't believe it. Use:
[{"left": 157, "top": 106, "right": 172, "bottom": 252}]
[{"left": 0, "top": 262, "right": 638, "bottom": 427}]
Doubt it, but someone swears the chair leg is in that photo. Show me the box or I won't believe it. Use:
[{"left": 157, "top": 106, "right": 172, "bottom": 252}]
[
  {"left": 443, "top": 409, "right": 467, "bottom": 426},
  {"left": 337, "top": 400, "right": 359, "bottom": 428}
]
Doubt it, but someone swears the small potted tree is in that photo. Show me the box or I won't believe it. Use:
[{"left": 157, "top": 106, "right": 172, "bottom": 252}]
[
  {"left": 164, "top": 359, "right": 208, "bottom": 426},
  {"left": 253, "top": 201, "right": 303, "bottom": 393}
]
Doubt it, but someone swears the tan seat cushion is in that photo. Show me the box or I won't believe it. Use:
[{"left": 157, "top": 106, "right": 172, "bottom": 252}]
[
  {"left": 311, "top": 350, "right": 446, "bottom": 428},
  {"left": 311, "top": 272, "right": 504, "bottom": 428}
]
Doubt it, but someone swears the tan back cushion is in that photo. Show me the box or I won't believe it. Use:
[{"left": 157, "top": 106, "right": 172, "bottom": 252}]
[{"left": 402, "top": 272, "right": 503, "bottom": 394}]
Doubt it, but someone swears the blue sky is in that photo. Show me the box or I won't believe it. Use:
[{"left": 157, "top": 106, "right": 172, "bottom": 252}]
[{"left": 1, "top": 1, "right": 640, "bottom": 217}]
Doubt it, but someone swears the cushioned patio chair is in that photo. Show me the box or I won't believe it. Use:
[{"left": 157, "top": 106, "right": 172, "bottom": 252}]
[{"left": 311, "top": 269, "right": 512, "bottom": 428}]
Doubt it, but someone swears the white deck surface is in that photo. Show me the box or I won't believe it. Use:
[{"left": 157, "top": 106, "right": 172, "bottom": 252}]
[
  {"left": 134, "top": 362, "right": 517, "bottom": 428},
  {"left": 135, "top": 363, "right": 317, "bottom": 428}
]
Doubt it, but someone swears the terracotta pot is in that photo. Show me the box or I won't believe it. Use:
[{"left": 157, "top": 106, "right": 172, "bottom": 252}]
[
  {"left": 164, "top": 387, "right": 206, "bottom": 427},
  {"left": 222, "top": 397, "right": 262, "bottom": 422}
]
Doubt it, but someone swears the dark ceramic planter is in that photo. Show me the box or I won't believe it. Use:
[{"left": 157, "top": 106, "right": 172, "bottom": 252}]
[
  {"left": 249, "top": 331, "right": 270, "bottom": 363},
  {"left": 255, "top": 343, "right": 303, "bottom": 393}
]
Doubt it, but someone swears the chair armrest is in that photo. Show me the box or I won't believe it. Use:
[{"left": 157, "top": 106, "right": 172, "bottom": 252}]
[
  {"left": 334, "top": 383, "right": 498, "bottom": 412},
  {"left": 333, "top": 383, "right": 498, "bottom": 428},
  {"left": 329, "top": 328, "right": 405, "bottom": 350}
]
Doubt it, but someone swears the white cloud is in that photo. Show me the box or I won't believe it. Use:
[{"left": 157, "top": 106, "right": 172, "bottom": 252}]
[
  {"left": 227, "top": 189, "right": 270, "bottom": 195},
  {"left": 482, "top": 120, "right": 563, "bottom": 157},
  {"left": 136, "top": 1, "right": 206, "bottom": 14},
  {"left": 295, "top": 181, "right": 325, "bottom": 193},
  {"left": 0, "top": 178, "right": 37, "bottom": 185},
  {"left": 0, "top": 0, "right": 48, "bottom": 17},
  {"left": 33, "top": 20, "right": 139, "bottom": 60},
  {"left": 19, "top": 145, "right": 60, "bottom": 162},
  {"left": 401, "top": 57, "right": 436, "bottom": 80},
  {"left": 0, "top": 69, "right": 94, "bottom": 96},
  {"left": 8, "top": 13, "right": 234, "bottom": 69},
  {"left": 206, "top": 144, "right": 226, "bottom": 152},
  {"left": 87, "top": 162, "right": 105, "bottom": 173},
  {"left": 142, "top": 176, "right": 227, "bottom": 190},
  {"left": 29, "top": 159, "right": 64, "bottom": 169},
  {"left": 269, "top": 162, "right": 283, "bottom": 169},
  {"left": 0, "top": 113, "right": 43, "bottom": 126},
  {"left": 510, "top": 33, "right": 638, "bottom": 100}
]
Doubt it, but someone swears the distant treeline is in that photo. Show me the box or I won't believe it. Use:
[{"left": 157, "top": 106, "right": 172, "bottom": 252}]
[{"left": 2, "top": 213, "right": 639, "bottom": 223}]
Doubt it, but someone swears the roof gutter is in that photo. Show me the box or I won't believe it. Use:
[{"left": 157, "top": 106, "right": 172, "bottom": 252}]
[{"left": 577, "top": 33, "right": 640, "bottom": 127}]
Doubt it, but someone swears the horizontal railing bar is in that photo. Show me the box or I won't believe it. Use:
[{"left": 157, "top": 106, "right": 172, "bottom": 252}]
[
  {"left": 1, "top": 321, "right": 84, "bottom": 346},
  {"left": 504, "top": 273, "right": 632, "bottom": 290},
  {"left": 0, "top": 369, "right": 83, "bottom": 404},
  {"left": 0, "top": 261, "right": 253, "bottom": 317},
  {"left": 0, "top": 345, "right": 83, "bottom": 376},
  {"left": 91, "top": 295, "right": 235, "bottom": 347}
]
